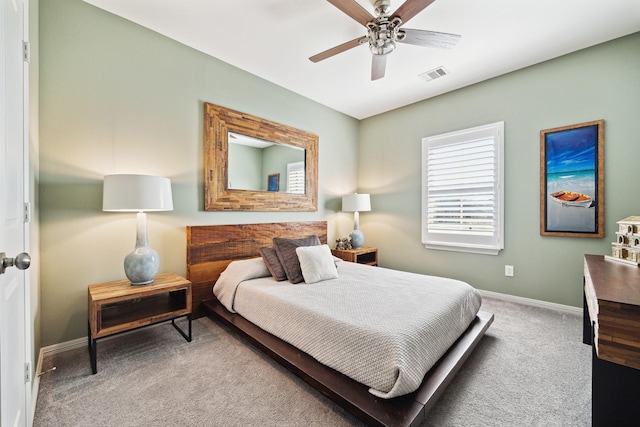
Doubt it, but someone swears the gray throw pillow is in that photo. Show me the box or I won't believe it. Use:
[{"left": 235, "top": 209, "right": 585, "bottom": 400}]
[
  {"left": 259, "top": 247, "right": 287, "bottom": 281},
  {"left": 273, "top": 235, "right": 321, "bottom": 283}
]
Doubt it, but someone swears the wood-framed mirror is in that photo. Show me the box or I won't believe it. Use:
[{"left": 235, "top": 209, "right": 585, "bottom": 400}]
[{"left": 204, "top": 102, "right": 318, "bottom": 211}]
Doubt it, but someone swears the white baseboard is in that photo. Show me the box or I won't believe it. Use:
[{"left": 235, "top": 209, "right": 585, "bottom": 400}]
[
  {"left": 39, "top": 320, "right": 171, "bottom": 359},
  {"left": 478, "top": 289, "right": 582, "bottom": 315},
  {"left": 41, "top": 336, "right": 87, "bottom": 357}
]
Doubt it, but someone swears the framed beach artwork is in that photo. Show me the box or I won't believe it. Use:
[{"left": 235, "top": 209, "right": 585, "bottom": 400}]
[
  {"left": 267, "top": 173, "right": 280, "bottom": 192},
  {"left": 540, "top": 120, "right": 604, "bottom": 238}
]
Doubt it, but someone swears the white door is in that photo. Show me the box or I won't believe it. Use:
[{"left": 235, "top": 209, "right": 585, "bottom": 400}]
[{"left": 1, "top": 0, "right": 31, "bottom": 425}]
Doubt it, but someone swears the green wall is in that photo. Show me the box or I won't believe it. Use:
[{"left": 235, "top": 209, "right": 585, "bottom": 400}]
[
  {"left": 359, "top": 33, "right": 640, "bottom": 307},
  {"left": 228, "top": 143, "right": 263, "bottom": 190},
  {"left": 39, "top": 0, "right": 359, "bottom": 345},
  {"left": 39, "top": 0, "right": 639, "bottom": 346}
]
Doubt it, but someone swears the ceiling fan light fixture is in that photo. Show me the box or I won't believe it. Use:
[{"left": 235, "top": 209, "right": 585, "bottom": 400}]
[
  {"left": 370, "top": 39, "right": 396, "bottom": 55},
  {"left": 367, "top": 18, "right": 399, "bottom": 56}
]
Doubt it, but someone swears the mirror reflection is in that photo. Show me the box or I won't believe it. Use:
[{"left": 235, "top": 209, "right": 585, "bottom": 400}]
[{"left": 228, "top": 132, "right": 305, "bottom": 193}]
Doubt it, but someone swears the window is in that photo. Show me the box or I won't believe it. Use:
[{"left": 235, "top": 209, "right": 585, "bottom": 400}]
[
  {"left": 422, "top": 122, "right": 504, "bottom": 255},
  {"left": 286, "top": 161, "right": 305, "bottom": 194}
]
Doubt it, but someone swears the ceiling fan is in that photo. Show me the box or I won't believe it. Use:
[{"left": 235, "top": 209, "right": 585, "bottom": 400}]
[{"left": 309, "top": 0, "right": 461, "bottom": 80}]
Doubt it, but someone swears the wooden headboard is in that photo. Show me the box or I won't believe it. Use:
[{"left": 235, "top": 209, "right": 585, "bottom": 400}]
[{"left": 186, "top": 221, "right": 327, "bottom": 318}]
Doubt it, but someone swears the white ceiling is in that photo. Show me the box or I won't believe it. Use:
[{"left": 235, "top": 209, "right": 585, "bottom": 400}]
[{"left": 84, "top": 0, "right": 640, "bottom": 119}]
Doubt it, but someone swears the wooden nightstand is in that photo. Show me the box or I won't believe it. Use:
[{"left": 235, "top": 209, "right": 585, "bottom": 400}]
[
  {"left": 87, "top": 272, "right": 192, "bottom": 374},
  {"left": 331, "top": 247, "right": 378, "bottom": 266}
]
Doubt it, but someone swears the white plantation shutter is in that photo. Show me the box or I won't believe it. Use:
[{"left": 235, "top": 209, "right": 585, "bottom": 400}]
[
  {"left": 422, "top": 122, "right": 504, "bottom": 255},
  {"left": 427, "top": 139, "right": 495, "bottom": 233},
  {"left": 286, "top": 161, "right": 305, "bottom": 194}
]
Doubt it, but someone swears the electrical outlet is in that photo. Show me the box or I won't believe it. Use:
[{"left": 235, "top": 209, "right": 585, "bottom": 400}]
[{"left": 505, "top": 265, "right": 514, "bottom": 277}]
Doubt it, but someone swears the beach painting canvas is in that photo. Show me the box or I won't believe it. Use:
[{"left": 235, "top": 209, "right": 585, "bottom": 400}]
[
  {"left": 267, "top": 173, "right": 279, "bottom": 192},
  {"left": 540, "top": 120, "right": 604, "bottom": 238}
]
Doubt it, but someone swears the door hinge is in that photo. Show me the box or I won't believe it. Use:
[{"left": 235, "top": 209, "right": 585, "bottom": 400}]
[
  {"left": 23, "top": 41, "right": 30, "bottom": 63},
  {"left": 25, "top": 361, "right": 31, "bottom": 383},
  {"left": 24, "top": 202, "right": 31, "bottom": 223}
]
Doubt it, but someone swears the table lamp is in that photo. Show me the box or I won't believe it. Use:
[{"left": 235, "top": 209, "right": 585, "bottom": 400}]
[
  {"left": 103, "top": 174, "right": 173, "bottom": 285},
  {"left": 342, "top": 193, "right": 371, "bottom": 249}
]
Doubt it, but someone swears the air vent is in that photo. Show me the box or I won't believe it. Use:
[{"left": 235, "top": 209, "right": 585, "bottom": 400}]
[{"left": 419, "top": 66, "right": 450, "bottom": 82}]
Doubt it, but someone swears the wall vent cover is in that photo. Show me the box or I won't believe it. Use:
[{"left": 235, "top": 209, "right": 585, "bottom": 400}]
[{"left": 419, "top": 66, "right": 450, "bottom": 82}]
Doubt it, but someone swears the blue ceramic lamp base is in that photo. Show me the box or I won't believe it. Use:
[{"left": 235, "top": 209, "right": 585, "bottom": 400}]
[
  {"left": 124, "top": 246, "right": 159, "bottom": 285},
  {"left": 350, "top": 229, "right": 365, "bottom": 249},
  {"left": 350, "top": 210, "right": 365, "bottom": 249},
  {"left": 124, "top": 212, "right": 160, "bottom": 285}
]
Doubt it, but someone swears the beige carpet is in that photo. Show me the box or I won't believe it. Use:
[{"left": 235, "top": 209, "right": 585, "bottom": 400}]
[{"left": 33, "top": 297, "right": 591, "bottom": 426}]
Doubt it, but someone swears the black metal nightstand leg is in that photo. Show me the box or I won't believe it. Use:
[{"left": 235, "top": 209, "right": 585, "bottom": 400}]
[
  {"left": 171, "top": 315, "right": 192, "bottom": 342},
  {"left": 88, "top": 321, "right": 97, "bottom": 374}
]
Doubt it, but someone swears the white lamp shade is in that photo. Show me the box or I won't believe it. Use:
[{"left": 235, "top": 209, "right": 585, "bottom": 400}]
[
  {"left": 103, "top": 174, "right": 173, "bottom": 212},
  {"left": 342, "top": 193, "right": 371, "bottom": 212}
]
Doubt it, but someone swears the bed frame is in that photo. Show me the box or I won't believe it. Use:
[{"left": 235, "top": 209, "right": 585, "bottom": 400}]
[{"left": 186, "top": 221, "right": 493, "bottom": 427}]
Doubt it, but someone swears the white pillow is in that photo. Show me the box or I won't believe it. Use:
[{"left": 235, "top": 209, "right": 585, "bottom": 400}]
[{"left": 295, "top": 244, "right": 339, "bottom": 284}]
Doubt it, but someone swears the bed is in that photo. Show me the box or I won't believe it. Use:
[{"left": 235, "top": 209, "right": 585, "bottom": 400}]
[{"left": 187, "top": 221, "right": 493, "bottom": 427}]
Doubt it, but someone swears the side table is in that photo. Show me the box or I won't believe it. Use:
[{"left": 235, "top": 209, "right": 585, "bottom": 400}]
[
  {"left": 87, "top": 272, "right": 192, "bottom": 374},
  {"left": 331, "top": 247, "right": 378, "bottom": 266}
]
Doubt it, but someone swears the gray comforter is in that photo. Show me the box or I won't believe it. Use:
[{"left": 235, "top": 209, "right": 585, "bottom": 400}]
[{"left": 213, "top": 258, "right": 482, "bottom": 399}]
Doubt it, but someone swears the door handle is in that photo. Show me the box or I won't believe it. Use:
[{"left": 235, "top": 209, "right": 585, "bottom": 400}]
[{"left": 0, "top": 252, "right": 31, "bottom": 274}]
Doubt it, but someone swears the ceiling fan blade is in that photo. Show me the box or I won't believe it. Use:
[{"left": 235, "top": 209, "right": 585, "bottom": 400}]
[
  {"left": 309, "top": 36, "right": 368, "bottom": 63},
  {"left": 398, "top": 28, "right": 461, "bottom": 49},
  {"left": 371, "top": 54, "right": 387, "bottom": 80},
  {"left": 391, "top": 0, "right": 437, "bottom": 25},
  {"left": 327, "top": 0, "right": 374, "bottom": 26}
]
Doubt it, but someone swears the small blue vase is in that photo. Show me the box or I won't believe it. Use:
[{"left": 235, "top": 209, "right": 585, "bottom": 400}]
[{"left": 350, "top": 229, "right": 365, "bottom": 249}]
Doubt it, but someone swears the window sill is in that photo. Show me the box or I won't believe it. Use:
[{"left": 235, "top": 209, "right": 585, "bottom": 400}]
[{"left": 424, "top": 242, "right": 501, "bottom": 256}]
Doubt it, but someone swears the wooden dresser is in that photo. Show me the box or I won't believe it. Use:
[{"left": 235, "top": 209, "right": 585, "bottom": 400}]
[{"left": 583, "top": 254, "right": 640, "bottom": 426}]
